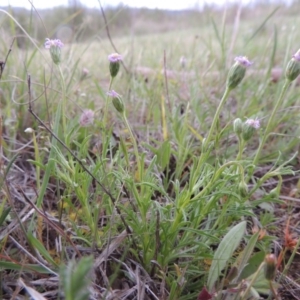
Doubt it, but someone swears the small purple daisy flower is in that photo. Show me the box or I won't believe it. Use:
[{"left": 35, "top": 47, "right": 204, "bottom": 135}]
[
  {"left": 242, "top": 118, "right": 260, "bottom": 141},
  {"left": 44, "top": 38, "right": 64, "bottom": 64},
  {"left": 292, "top": 49, "right": 300, "bottom": 62},
  {"left": 44, "top": 38, "right": 64, "bottom": 49},
  {"left": 79, "top": 109, "right": 95, "bottom": 127},
  {"left": 234, "top": 56, "right": 253, "bottom": 67},
  {"left": 107, "top": 90, "right": 121, "bottom": 98},
  {"left": 245, "top": 118, "right": 260, "bottom": 129},
  {"left": 108, "top": 53, "right": 122, "bottom": 63}
]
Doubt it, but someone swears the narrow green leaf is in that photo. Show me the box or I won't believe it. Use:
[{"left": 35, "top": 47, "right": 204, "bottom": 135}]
[
  {"left": 27, "top": 233, "right": 58, "bottom": 267},
  {"left": 235, "top": 232, "right": 260, "bottom": 281},
  {"left": 207, "top": 221, "right": 246, "bottom": 291},
  {"left": 0, "top": 261, "right": 53, "bottom": 273},
  {"left": 158, "top": 140, "right": 171, "bottom": 170},
  {"left": 60, "top": 256, "right": 93, "bottom": 300},
  {"left": 0, "top": 207, "right": 11, "bottom": 227},
  {"left": 244, "top": 6, "right": 279, "bottom": 46}
]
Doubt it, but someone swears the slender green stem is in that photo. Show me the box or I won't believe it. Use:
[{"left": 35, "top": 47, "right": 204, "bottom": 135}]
[
  {"left": 204, "top": 86, "right": 231, "bottom": 149},
  {"left": 58, "top": 65, "right": 67, "bottom": 138},
  {"left": 252, "top": 79, "right": 291, "bottom": 166},
  {"left": 122, "top": 112, "right": 142, "bottom": 180},
  {"left": 36, "top": 65, "right": 64, "bottom": 208},
  {"left": 236, "top": 137, "right": 245, "bottom": 161},
  {"left": 191, "top": 161, "right": 244, "bottom": 201},
  {"left": 269, "top": 281, "right": 279, "bottom": 300},
  {"left": 278, "top": 237, "right": 300, "bottom": 284},
  {"left": 190, "top": 86, "right": 231, "bottom": 189},
  {"left": 32, "top": 131, "right": 40, "bottom": 190},
  {"left": 103, "top": 77, "right": 114, "bottom": 126}
]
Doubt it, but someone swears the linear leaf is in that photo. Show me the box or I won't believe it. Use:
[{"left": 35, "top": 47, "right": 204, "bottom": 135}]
[
  {"left": 27, "top": 233, "right": 58, "bottom": 267},
  {"left": 0, "top": 261, "right": 53, "bottom": 273}
]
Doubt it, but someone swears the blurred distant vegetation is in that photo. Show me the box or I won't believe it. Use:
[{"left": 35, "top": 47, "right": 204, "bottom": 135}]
[{"left": 1, "top": 0, "right": 300, "bottom": 48}]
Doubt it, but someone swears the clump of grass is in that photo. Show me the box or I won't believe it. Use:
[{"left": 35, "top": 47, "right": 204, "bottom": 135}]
[{"left": 1, "top": 4, "right": 300, "bottom": 300}]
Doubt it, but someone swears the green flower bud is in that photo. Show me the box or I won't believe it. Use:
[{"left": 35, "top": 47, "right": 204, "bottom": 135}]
[
  {"left": 264, "top": 254, "right": 277, "bottom": 281},
  {"left": 233, "top": 118, "right": 243, "bottom": 136},
  {"left": 108, "top": 53, "right": 122, "bottom": 78},
  {"left": 285, "top": 49, "right": 300, "bottom": 81},
  {"left": 226, "top": 56, "right": 252, "bottom": 90},
  {"left": 107, "top": 90, "right": 124, "bottom": 113},
  {"left": 112, "top": 96, "right": 124, "bottom": 113},
  {"left": 239, "top": 181, "right": 248, "bottom": 197},
  {"left": 269, "top": 187, "right": 279, "bottom": 198},
  {"left": 242, "top": 118, "right": 260, "bottom": 142}
]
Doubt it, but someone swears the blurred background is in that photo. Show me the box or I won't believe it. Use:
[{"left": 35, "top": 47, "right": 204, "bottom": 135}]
[{"left": 2, "top": 0, "right": 300, "bottom": 48}]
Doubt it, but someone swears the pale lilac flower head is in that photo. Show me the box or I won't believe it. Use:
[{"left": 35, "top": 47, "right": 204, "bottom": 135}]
[
  {"left": 234, "top": 56, "right": 253, "bottom": 67},
  {"left": 82, "top": 68, "right": 89, "bottom": 75},
  {"left": 79, "top": 109, "right": 95, "bottom": 127},
  {"left": 242, "top": 118, "right": 260, "bottom": 141},
  {"left": 245, "top": 118, "right": 260, "bottom": 129},
  {"left": 292, "top": 49, "right": 300, "bottom": 62},
  {"left": 107, "top": 90, "right": 121, "bottom": 98},
  {"left": 44, "top": 38, "right": 64, "bottom": 49},
  {"left": 44, "top": 38, "right": 64, "bottom": 64},
  {"left": 108, "top": 53, "right": 122, "bottom": 63},
  {"left": 80, "top": 68, "right": 89, "bottom": 81}
]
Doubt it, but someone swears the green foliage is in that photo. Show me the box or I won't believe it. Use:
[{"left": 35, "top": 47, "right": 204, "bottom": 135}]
[
  {"left": 27, "top": 233, "right": 59, "bottom": 267},
  {"left": 0, "top": 207, "right": 10, "bottom": 227},
  {"left": 60, "top": 256, "right": 93, "bottom": 300},
  {"left": 207, "top": 221, "right": 246, "bottom": 291},
  {"left": 0, "top": 2, "right": 300, "bottom": 299}
]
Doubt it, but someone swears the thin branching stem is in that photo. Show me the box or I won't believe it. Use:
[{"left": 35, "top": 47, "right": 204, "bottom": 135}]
[
  {"left": 204, "top": 86, "right": 231, "bottom": 149},
  {"left": 122, "top": 111, "right": 142, "bottom": 180},
  {"left": 103, "top": 77, "right": 113, "bottom": 126},
  {"left": 252, "top": 78, "right": 291, "bottom": 166}
]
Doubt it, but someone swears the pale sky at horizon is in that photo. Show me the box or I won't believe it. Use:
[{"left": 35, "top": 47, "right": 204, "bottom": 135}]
[{"left": 5, "top": 0, "right": 252, "bottom": 11}]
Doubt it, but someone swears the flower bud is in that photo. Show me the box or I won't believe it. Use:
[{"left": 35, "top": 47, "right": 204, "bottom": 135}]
[
  {"left": 180, "top": 56, "right": 187, "bottom": 69},
  {"left": 264, "top": 254, "right": 277, "bottom": 281},
  {"left": 269, "top": 187, "right": 279, "bottom": 198},
  {"left": 286, "top": 49, "right": 300, "bottom": 81},
  {"left": 44, "top": 38, "right": 64, "bottom": 65},
  {"left": 226, "top": 56, "right": 252, "bottom": 90},
  {"left": 80, "top": 68, "right": 89, "bottom": 81},
  {"left": 112, "top": 96, "right": 124, "bottom": 113},
  {"left": 233, "top": 118, "right": 243, "bottom": 136},
  {"left": 242, "top": 118, "right": 260, "bottom": 142},
  {"left": 108, "top": 53, "right": 122, "bottom": 78},
  {"left": 24, "top": 127, "right": 34, "bottom": 134},
  {"left": 107, "top": 90, "right": 124, "bottom": 113},
  {"left": 238, "top": 181, "right": 248, "bottom": 197}
]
